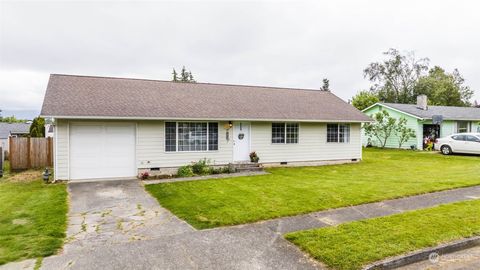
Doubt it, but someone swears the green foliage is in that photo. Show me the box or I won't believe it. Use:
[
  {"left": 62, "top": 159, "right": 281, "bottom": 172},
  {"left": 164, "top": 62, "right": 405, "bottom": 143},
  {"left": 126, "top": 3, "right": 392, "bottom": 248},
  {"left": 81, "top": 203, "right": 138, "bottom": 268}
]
[
  {"left": 351, "top": 90, "right": 379, "bottom": 110},
  {"left": 172, "top": 68, "right": 178, "bottom": 82},
  {"left": 172, "top": 66, "right": 196, "bottom": 83},
  {"left": 0, "top": 115, "right": 25, "bottom": 123},
  {"left": 191, "top": 158, "right": 211, "bottom": 175},
  {"left": 29, "top": 117, "right": 45, "bottom": 137},
  {"left": 249, "top": 151, "right": 259, "bottom": 163},
  {"left": 0, "top": 180, "right": 67, "bottom": 265},
  {"left": 286, "top": 200, "right": 480, "bottom": 270},
  {"left": 395, "top": 117, "right": 416, "bottom": 148},
  {"left": 362, "top": 49, "right": 474, "bottom": 106},
  {"left": 363, "top": 110, "right": 397, "bottom": 148},
  {"left": 320, "top": 78, "right": 330, "bottom": 91},
  {"left": 177, "top": 165, "right": 194, "bottom": 177},
  {"left": 364, "top": 48, "right": 429, "bottom": 104},
  {"left": 210, "top": 166, "right": 232, "bottom": 175},
  {"left": 145, "top": 148, "right": 480, "bottom": 229},
  {"left": 414, "top": 66, "right": 474, "bottom": 106}
]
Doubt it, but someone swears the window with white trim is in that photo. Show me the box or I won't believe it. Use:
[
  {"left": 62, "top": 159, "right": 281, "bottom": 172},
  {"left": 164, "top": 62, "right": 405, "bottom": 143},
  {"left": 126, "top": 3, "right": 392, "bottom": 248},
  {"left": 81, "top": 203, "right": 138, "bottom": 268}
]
[
  {"left": 327, "top": 124, "right": 350, "bottom": 143},
  {"left": 457, "top": 121, "right": 469, "bottom": 133},
  {"left": 165, "top": 122, "right": 219, "bottom": 152},
  {"left": 272, "top": 123, "right": 299, "bottom": 144}
]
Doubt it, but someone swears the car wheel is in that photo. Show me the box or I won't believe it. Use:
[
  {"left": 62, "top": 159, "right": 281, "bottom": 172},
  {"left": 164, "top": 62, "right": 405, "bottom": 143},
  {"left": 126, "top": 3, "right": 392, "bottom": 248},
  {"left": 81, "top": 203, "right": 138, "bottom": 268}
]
[{"left": 441, "top": 145, "right": 452, "bottom": 155}]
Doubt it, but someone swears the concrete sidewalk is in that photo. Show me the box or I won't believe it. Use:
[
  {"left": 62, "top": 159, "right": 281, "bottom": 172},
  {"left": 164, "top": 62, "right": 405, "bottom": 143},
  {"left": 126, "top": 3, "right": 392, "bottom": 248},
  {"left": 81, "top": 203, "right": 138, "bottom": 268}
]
[{"left": 257, "top": 185, "right": 480, "bottom": 234}]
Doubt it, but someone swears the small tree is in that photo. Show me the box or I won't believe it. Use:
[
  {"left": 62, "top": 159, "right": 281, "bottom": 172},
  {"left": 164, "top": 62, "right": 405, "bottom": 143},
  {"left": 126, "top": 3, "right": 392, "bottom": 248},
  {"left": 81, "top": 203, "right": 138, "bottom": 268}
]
[
  {"left": 351, "top": 90, "right": 379, "bottom": 110},
  {"left": 320, "top": 78, "right": 330, "bottom": 91},
  {"left": 172, "top": 68, "right": 179, "bottom": 82},
  {"left": 180, "top": 66, "right": 188, "bottom": 82},
  {"left": 172, "top": 66, "right": 196, "bottom": 83},
  {"left": 395, "top": 117, "right": 416, "bottom": 148},
  {"left": 29, "top": 117, "right": 45, "bottom": 137},
  {"left": 188, "top": 72, "right": 195, "bottom": 83},
  {"left": 363, "top": 110, "right": 397, "bottom": 148}
]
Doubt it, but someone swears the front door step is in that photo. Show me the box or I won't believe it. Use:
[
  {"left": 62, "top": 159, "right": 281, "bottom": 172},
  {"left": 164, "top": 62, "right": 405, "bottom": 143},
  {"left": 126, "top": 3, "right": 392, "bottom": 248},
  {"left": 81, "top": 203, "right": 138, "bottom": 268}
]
[{"left": 229, "top": 163, "right": 263, "bottom": 172}]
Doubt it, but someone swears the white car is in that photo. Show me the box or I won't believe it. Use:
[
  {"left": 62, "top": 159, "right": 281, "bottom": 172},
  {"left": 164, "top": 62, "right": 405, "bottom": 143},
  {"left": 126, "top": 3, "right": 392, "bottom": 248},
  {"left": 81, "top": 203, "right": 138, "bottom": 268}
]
[{"left": 435, "top": 133, "right": 480, "bottom": 155}]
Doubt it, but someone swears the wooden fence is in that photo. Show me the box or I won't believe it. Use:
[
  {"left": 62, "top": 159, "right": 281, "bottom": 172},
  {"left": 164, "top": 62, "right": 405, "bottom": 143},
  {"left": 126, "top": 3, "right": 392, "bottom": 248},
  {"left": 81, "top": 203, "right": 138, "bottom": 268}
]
[{"left": 9, "top": 137, "right": 53, "bottom": 170}]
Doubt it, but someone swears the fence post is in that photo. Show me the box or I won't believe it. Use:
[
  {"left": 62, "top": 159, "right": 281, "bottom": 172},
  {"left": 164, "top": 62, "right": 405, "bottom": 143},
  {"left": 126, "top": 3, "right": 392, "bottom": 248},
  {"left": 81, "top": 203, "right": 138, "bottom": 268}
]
[
  {"left": 27, "top": 137, "right": 31, "bottom": 169},
  {"left": 9, "top": 136, "right": 13, "bottom": 169}
]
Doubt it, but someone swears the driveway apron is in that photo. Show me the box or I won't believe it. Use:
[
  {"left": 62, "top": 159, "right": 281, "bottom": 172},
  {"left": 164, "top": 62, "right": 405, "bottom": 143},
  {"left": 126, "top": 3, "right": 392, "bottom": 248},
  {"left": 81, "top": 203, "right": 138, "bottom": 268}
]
[{"left": 62, "top": 179, "right": 194, "bottom": 252}]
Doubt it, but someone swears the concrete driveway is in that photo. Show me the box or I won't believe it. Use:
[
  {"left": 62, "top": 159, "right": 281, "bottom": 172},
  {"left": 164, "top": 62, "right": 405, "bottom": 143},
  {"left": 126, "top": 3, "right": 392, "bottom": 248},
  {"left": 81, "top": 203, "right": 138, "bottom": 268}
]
[
  {"left": 58, "top": 180, "right": 194, "bottom": 253},
  {"left": 41, "top": 180, "right": 320, "bottom": 270}
]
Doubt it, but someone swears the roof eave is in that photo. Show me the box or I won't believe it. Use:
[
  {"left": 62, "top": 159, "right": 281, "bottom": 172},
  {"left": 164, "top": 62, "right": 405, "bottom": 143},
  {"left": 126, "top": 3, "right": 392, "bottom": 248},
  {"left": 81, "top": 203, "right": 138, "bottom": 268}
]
[
  {"left": 41, "top": 114, "right": 372, "bottom": 123},
  {"left": 363, "top": 103, "right": 424, "bottom": 120}
]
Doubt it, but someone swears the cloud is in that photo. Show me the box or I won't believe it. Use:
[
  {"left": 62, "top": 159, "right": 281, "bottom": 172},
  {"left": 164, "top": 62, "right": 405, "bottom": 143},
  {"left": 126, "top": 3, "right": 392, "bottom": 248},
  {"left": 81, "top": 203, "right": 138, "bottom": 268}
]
[{"left": 1, "top": 0, "right": 479, "bottom": 111}]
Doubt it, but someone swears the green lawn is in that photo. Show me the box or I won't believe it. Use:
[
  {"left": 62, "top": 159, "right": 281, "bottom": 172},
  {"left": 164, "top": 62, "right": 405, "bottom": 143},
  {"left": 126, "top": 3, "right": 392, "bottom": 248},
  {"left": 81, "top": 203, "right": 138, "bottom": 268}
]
[
  {"left": 146, "top": 148, "right": 480, "bottom": 229},
  {"left": 0, "top": 166, "right": 68, "bottom": 265},
  {"left": 285, "top": 199, "right": 480, "bottom": 270}
]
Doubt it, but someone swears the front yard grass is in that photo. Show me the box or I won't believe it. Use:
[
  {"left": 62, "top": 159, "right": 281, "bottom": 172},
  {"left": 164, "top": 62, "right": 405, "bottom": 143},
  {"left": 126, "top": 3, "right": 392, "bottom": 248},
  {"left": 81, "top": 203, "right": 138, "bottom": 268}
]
[
  {"left": 285, "top": 199, "right": 480, "bottom": 270},
  {"left": 0, "top": 165, "right": 68, "bottom": 265},
  {"left": 146, "top": 148, "right": 480, "bottom": 229}
]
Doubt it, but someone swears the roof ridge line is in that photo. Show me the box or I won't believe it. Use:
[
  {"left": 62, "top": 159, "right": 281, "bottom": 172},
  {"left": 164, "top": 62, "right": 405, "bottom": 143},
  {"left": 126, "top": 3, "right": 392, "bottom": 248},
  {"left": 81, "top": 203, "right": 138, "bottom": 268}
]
[{"left": 49, "top": 73, "right": 333, "bottom": 94}]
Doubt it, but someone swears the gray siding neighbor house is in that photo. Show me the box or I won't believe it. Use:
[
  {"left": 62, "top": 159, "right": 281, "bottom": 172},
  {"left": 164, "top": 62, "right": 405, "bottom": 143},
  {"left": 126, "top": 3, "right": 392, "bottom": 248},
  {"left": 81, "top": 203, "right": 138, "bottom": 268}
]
[
  {"left": 41, "top": 74, "right": 371, "bottom": 181},
  {"left": 0, "top": 122, "right": 31, "bottom": 154}
]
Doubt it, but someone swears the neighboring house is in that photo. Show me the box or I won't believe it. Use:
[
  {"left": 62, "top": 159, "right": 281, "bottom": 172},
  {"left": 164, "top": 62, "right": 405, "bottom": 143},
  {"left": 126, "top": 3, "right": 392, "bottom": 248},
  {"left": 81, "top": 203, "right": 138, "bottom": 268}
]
[
  {"left": 0, "top": 122, "right": 31, "bottom": 154},
  {"left": 41, "top": 74, "right": 371, "bottom": 181},
  {"left": 362, "top": 95, "right": 480, "bottom": 149}
]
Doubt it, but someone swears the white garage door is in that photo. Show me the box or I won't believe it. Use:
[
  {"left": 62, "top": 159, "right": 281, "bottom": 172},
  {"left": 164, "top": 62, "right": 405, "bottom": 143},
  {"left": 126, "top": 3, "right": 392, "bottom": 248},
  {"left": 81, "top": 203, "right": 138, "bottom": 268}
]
[{"left": 70, "top": 123, "right": 136, "bottom": 180}]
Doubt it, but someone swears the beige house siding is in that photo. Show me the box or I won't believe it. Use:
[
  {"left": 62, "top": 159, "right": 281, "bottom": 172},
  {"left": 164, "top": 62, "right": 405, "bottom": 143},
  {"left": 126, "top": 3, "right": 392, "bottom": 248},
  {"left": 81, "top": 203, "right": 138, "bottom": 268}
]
[
  {"left": 54, "top": 119, "right": 362, "bottom": 180},
  {"left": 251, "top": 122, "right": 362, "bottom": 163},
  {"left": 136, "top": 121, "right": 233, "bottom": 168},
  {"left": 55, "top": 119, "right": 69, "bottom": 180}
]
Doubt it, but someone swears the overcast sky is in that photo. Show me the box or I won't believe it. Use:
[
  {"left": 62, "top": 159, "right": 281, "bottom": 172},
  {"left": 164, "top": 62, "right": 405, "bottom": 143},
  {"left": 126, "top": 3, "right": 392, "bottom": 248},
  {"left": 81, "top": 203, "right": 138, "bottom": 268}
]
[{"left": 1, "top": 0, "right": 479, "bottom": 117}]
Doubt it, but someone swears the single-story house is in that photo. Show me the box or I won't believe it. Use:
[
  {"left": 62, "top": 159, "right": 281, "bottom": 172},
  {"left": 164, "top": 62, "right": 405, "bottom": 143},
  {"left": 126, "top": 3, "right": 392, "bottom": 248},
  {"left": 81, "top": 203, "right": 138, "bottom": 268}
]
[
  {"left": 41, "top": 74, "right": 371, "bottom": 181},
  {"left": 362, "top": 95, "right": 480, "bottom": 149},
  {"left": 0, "top": 122, "right": 31, "bottom": 154}
]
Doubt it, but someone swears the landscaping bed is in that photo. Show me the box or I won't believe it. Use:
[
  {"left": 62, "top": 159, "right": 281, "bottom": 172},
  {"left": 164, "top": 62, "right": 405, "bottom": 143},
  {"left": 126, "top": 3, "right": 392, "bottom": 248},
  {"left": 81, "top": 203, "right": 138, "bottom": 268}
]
[
  {"left": 146, "top": 148, "right": 480, "bottom": 229},
  {"left": 0, "top": 163, "right": 68, "bottom": 265},
  {"left": 285, "top": 199, "right": 480, "bottom": 270}
]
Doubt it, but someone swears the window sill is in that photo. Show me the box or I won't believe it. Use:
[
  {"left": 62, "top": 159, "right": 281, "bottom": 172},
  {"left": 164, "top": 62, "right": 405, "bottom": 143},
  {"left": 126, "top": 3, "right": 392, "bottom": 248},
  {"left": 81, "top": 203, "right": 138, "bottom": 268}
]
[{"left": 164, "top": 150, "right": 220, "bottom": 153}]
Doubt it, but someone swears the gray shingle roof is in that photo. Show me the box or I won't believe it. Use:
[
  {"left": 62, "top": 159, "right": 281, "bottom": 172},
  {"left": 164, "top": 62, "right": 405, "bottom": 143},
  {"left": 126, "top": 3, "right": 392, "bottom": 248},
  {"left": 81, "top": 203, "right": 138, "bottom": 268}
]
[
  {"left": 41, "top": 74, "right": 371, "bottom": 122},
  {"left": 381, "top": 103, "right": 480, "bottom": 121},
  {"left": 0, "top": 123, "right": 31, "bottom": 139}
]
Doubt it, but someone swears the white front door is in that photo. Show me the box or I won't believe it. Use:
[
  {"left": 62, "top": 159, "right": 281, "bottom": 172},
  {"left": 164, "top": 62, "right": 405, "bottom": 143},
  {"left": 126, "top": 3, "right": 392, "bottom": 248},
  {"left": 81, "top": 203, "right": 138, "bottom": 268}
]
[
  {"left": 233, "top": 122, "right": 250, "bottom": 162},
  {"left": 70, "top": 123, "right": 136, "bottom": 180}
]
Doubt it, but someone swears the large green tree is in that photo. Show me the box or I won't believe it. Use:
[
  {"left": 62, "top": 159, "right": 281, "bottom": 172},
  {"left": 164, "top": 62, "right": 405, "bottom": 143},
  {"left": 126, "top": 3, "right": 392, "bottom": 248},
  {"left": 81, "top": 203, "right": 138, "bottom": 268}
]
[
  {"left": 29, "top": 117, "right": 45, "bottom": 137},
  {"left": 414, "top": 66, "right": 474, "bottom": 106},
  {"left": 363, "top": 49, "right": 429, "bottom": 104},
  {"left": 351, "top": 90, "right": 379, "bottom": 110}
]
